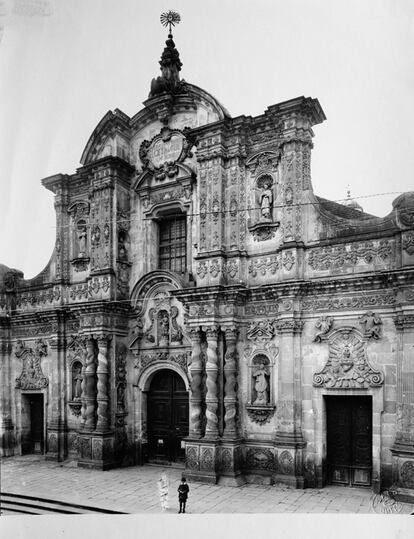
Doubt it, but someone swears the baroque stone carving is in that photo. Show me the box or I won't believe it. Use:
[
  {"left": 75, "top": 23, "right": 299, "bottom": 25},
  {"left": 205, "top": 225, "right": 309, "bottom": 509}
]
[
  {"left": 185, "top": 445, "right": 199, "bottom": 470},
  {"left": 313, "top": 316, "right": 334, "bottom": 342},
  {"left": 246, "top": 320, "right": 275, "bottom": 342},
  {"left": 302, "top": 293, "right": 395, "bottom": 311},
  {"left": 359, "top": 311, "right": 382, "bottom": 340},
  {"left": 138, "top": 351, "right": 190, "bottom": 371},
  {"left": 400, "top": 461, "right": 414, "bottom": 489},
  {"left": 245, "top": 447, "right": 274, "bottom": 471},
  {"left": 313, "top": 329, "right": 384, "bottom": 389},
  {"left": 200, "top": 447, "right": 214, "bottom": 471},
  {"left": 15, "top": 339, "right": 49, "bottom": 390},
  {"left": 248, "top": 256, "right": 279, "bottom": 277},
  {"left": 282, "top": 251, "right": 295, "bottom": 271},
  {"left": 402, "top": 232, "right": 414, "bottom": 255},
  {"left": 246, "top": 405, "right": 275, "bottom": 424},
  {"left": 278, "top": 451, "right": 294, "bottom": 475},
  {"left": 308, "top": 240, "right": 394, "bottom": 271}
]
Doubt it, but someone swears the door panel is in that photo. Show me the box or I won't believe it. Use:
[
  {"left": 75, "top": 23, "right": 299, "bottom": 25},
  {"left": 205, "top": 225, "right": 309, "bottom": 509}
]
[
  {"left": 147, "top": 370, "right": 189, "bottom": 463},
  {"left": 326, "top": 396, "right": 372, "bottom": 487}
]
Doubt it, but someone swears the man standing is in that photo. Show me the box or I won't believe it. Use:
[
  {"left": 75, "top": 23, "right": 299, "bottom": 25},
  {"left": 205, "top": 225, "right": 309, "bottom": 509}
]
[{"left": 177, "top": 477, "right": 189, "bottom": 513}]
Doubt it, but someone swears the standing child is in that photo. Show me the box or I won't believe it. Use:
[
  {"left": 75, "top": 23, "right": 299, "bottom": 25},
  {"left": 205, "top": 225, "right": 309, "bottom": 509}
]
[{"left": 177, "top": 477, "right": 189, "bottom": 514}]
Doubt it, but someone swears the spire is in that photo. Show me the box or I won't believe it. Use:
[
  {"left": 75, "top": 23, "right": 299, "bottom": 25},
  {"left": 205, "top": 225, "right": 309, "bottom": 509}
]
[{"left": 149, "top": 11, "right": 185, "bottom": 98}]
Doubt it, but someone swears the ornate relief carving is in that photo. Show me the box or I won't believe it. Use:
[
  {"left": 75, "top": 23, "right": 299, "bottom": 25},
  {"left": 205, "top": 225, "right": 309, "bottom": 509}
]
[
  {"left": 185, "top": 445, "right": 199, "bottom": 470},
  {"left": 245, "top": 302, "right": 279, "bottom": 316},
  {"left": 246, "top": 406, "right": 275, "bottom": 424},
  {"left": 116, "top": 344, "right": 127, "bottom": 413},
  {"left": 400, "top": 461, "right": 414, "bottom": 489},
  {"left": 278, "top": 451, "right": 294, "bottom": 475},
  {"left": 246, "top": 320, "right": 275, "bottom": 342},
  {"left": 359, "top": 311, "right": 382, "bottom": 340},
  {"left": 302, "top": 292, "right": 395, "bottom": 311},
  {"left": 248, "top": 256, "right": 280, "bottom": 277},
  {"left": 282, "top": 251, "right": 295, "bottom": 271},
  {"left": 308, "top": 240, "right": 394, "bottom": 271},
  {"left": 196, "top": 261, "right": 208, "bottom": 280},
  {"left": 137, "top": 351, "right": 190, "bottom": 371},
  {"left": 15, "top": 339, "right": 48, "bottom": 390},
  {"left": 402, "top": 232, "right": 414, "bottom": 255},
  {"left": 313, "top": 329, "right": 384, "bottom": 389},
  {"left": 245, "top": 447, "right": 274, "bottom": 471},
  {"left": 313, "top": 316, "right": 334, "bottom": 342},
  {"left": 275, "top": 319, "right": 303, "bottom": 333},
  {"left": 200, "top": 447, "right": 214, "bottom": 471}
]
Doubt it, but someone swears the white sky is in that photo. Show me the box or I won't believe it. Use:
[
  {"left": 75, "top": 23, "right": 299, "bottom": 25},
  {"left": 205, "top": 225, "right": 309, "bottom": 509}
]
[{"left": 1, "top": 0, "right": 414, "bottom": 278}]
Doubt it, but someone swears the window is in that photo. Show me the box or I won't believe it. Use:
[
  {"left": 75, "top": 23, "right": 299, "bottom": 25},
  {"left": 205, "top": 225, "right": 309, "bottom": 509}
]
[{"left": 158, "top": 215, "right": 187, "bottom": 274}]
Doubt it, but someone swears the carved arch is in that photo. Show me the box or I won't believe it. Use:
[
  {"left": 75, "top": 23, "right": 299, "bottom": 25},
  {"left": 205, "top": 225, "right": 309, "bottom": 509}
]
[{"left": 136, "top": 362, "right": 190, "bottom": 392}]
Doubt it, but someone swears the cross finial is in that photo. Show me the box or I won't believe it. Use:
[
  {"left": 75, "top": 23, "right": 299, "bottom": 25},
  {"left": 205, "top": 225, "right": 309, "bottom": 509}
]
[{"left": 160, "top": 10, "right": 181, "bottom": 36}]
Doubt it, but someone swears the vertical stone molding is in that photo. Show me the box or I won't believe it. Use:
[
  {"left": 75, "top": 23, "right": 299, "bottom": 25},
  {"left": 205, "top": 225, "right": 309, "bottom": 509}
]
[
  {"left": 203, "top": 325, "right": 220, "bottom": 439},
  {"left": 84, "top": 336, "right": 97, "bottom": 431},
  {"left": 223, "top": 326, "right": 238, "bottom": 439},
  {"left": 0, "top": 339, "right": 14, "bottom": 456},
  {"left": 189, "top": 328, "right": 203, "bottom": 438},
  {"left": 95, "top": 334, "right": 112, "bottom": 432},
  {"left": 80, "top": 338, "right": 87, "bottom": 428}
]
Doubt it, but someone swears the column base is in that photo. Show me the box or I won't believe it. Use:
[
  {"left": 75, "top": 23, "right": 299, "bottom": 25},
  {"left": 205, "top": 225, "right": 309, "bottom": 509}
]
[
  {"left": 273, "top": 431, "right": 306, "bottom": 489},
  {"left": 46, "top": 420, "right": 67, "bottom": 462},
  {"left": 0, "top": 418, "right": 15, "bottom": 457},
  {"left": 78, "top": 430, "right": 117, "bottom": 470},
  {"left": 390, "top": 441, "right": 414, "bottom": 502}
]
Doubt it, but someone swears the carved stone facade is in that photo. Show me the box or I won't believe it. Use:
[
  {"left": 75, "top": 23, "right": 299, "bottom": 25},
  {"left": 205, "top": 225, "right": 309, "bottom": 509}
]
[{"left": 1, "top": 23, "right": 414, "bottom": 500}]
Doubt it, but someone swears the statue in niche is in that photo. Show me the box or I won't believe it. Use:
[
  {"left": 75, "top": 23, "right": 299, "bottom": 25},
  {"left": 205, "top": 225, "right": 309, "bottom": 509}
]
[
  {"left": 260, "top": 179, "right": 273, "bottom": 220},
  {"left": 118, "top": 230, "right": 128, "bottom": 260},
  {"left": 252, "top": 360, "right": 269, "bottom": 405},
  {"left": 77, "top": 221, "right": 87, "bottom": 258},
  {"left": 158, "top": 310, "right": 170, "bottom": 346},
  {"left": 170, "top": 306, "right": 183, "bottom": 344},
  {"left": 72, "top": 362, "right": 83, "bottom": 401}
]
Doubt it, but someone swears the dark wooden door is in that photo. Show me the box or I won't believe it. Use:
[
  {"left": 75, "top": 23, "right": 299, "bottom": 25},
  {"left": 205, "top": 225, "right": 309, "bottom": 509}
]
[
  {"left": 147, "top": 370, "right": 189, "bottom": 463},
  {"left": 326, "top": 396, "right": 372, "bottom": 487},
  {"left": 30, "top": 394, "right": 44, "bottom": 454}
]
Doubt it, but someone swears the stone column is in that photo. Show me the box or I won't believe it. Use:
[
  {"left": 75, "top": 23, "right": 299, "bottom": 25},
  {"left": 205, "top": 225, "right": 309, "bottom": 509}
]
[
  {"left": 204, "top": 326, "right": 219, "bottom": 440},
  {"left": 274, "top": 318, "right": 305, "bottom": 488},
  {"left": 47, "top": 331, "right": 67, "bottom": 462},
  {"left": 0, "top": 338, "right": 14, "bottom": 456},
  {"left": 223, "top": 327, "right": 238, "bottom": 439},
  {"left": 189, "top": 328, "right": 203, "bottom": 438},
  {"left": 95, "top": 334, "right": 111, "bottom": 432},
  {"left": 80, "top": 338, "right": 88, "bottom": 429},
  {"left": 83, "top": 336, "right": 97, "bottom": 431}
]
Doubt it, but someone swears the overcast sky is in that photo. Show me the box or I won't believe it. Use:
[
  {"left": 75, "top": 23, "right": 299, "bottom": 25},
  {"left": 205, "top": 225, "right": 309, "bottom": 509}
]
[{"left": 1, "top": 0, "right": 413, "bottom": 278}]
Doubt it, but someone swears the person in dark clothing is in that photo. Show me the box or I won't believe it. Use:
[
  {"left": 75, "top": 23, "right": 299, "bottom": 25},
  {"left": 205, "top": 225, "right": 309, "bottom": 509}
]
[{"left": 177, "top": 477, "right": 189, "bottom": 513}]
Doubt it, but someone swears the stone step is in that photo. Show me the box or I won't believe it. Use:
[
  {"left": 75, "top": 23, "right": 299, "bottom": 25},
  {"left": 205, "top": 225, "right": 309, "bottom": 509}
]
[{"left": 0, "top": 492, "right": 128, "bottom": 515}]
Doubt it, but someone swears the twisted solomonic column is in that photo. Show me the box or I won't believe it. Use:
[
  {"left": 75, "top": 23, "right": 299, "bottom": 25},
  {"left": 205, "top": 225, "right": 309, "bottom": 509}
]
[
  {"left": 96, "top": 334, "right": 112, "bottom": 432},
  {"left": 84, "top": 336, "right": 97, "bottom": 431},
  {"left": 204, "top": 325, "right": 220, "bottom": 439},
  {"left": 223, "top": 326, "right": 239, "bottom": 439},
  {"left": 189, "top": 328, "right": 203, "bottom": 438}
]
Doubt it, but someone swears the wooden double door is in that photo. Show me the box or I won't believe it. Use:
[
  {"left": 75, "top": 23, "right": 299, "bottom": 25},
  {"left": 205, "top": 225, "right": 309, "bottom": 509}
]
[
  {"left": 326, "top": 396, "right": 372, "bottom": 487},
  {"left": 147, "top": 370, "right": 189, "bottom": 463}
]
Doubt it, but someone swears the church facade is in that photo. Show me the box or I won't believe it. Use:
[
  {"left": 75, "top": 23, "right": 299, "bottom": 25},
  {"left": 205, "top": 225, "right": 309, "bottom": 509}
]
[{"left": 1, "top": 28, "right": 414, "bottom": 500}]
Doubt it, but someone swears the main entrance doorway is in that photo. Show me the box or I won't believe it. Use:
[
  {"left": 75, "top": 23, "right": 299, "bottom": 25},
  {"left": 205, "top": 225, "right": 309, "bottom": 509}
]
[
  {"left": 147, "top": 369, "right": 189, "bottom": 463},
  {"left": 21, "top": 393, "right": 44, "bottom": 454},
  {"left": 326, "top": 396, "right": 372, "bottom": 487}
]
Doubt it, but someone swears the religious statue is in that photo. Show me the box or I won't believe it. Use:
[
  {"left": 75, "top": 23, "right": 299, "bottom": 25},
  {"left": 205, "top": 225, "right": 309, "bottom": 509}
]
[
  {"left": 260, "top": 181, "right": 273, "bottom": 220},
  {"left": 73, "top": 365, "right": 83, "bottom": 401},
  {"left": 158, "top": 310, "right": 170, "bottom": 345},
  {"left": 77, "top": 224, "right": 87, "bottom": 258},
  {"left": 252, "top": 362, "right": 269, "bottom": 405}
]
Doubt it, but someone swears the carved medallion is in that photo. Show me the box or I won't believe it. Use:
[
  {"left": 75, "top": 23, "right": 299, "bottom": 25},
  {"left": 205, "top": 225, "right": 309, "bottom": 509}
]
[{"left": 313, "top": 329, "right": 384, "bottom": 389}]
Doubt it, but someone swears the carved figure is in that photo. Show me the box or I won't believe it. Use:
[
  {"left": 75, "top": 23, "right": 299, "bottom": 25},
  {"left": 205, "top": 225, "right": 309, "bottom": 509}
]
[
  {"left": 158, "top": 310, "right": 170, "bottom": 345},
  {"left": 77, "top": 223, "right": 87, "bottom": 257},
  {"left": 253, "top": 362, "right": 269, "bottom": 405},
  {"left": 73, "top": 364, "right": 83, "bottom": 401},
  {"left": 314, "top": 316, "right": 333, "bottom": 342},
  {"left": 260, "top": 181, "right": 273, "bottom": 220},
  {"left": 359, "top": 311, "right": 382, "bottom": 339},
  {"left": 170, "top": 306, "right": 183, "bottom": 344}
]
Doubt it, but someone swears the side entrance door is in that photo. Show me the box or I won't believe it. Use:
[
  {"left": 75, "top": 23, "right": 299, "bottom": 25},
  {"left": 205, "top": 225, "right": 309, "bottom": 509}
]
[
  {"left": 147, "top": 370, "right": 189, "bottom": 463},
  {"left": 22, "top": 393, "right": 44, "bottom": 454},
  {"left": 326, "top": 396, "right": 372, "bottom": 487}
]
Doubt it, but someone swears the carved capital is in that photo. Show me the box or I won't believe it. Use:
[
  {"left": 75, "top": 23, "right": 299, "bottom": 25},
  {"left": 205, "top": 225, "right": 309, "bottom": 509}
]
[
  {"left": 224, "top": 326, "right": 238, "bottom": 341},
  {"left": 203, "top": 325, "right": 220, "bottom": 340}
]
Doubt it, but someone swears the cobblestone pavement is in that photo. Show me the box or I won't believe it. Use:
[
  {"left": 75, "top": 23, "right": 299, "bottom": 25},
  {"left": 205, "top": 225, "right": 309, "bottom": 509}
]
[{"left": 1, "top": 455, "right": 413, "bottom": 515}]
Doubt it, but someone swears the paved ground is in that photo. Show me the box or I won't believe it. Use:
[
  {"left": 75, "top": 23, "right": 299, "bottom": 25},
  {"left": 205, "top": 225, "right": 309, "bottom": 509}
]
[{"left": 1, "top": 455, "right": 413, "bottom": 515}]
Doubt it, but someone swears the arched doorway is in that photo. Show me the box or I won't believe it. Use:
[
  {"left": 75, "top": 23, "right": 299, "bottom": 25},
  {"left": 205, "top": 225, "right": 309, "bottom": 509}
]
[{"left": 147, "top": 369, "right": 189, "bottom": 464}]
